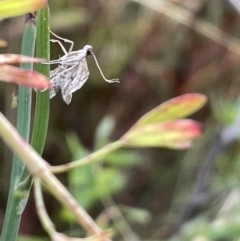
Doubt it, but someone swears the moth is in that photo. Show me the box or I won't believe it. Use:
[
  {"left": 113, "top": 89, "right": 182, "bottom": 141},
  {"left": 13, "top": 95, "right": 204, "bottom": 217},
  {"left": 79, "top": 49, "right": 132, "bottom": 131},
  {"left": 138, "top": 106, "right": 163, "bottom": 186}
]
[{"left": 46, "top": 31, "right": 119, "bottom": 105}]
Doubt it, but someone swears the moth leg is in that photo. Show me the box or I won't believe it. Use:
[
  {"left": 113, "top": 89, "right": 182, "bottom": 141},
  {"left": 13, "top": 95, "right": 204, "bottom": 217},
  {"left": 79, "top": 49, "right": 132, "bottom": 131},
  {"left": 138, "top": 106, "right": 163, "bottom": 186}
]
[
  {"left": 49, "top": 30, "right": 74, "bottom": 53},
  {"left": 50, "top": 39, "right": 68, "bottom": 55}
]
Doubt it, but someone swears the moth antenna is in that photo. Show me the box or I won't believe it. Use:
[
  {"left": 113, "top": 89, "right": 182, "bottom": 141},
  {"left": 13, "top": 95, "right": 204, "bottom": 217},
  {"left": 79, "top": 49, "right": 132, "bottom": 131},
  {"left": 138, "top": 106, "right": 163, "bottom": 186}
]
[{"left": 91, "top": 52, "right": 119, "bottom": 83}]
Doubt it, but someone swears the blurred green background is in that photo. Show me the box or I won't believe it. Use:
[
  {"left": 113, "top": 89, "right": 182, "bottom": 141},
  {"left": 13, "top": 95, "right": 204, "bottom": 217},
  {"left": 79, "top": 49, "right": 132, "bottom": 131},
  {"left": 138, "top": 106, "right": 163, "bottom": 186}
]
[{"left": 2, "top": 0, "right": 240, "bottom": 240}]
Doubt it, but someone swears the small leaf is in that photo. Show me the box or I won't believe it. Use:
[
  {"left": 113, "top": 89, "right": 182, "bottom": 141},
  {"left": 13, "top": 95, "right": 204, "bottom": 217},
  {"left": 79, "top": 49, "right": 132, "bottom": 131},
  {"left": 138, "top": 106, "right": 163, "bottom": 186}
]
[
  {"left": 0, "top": 0, "right": 47, "bottom": 19},
  {"left": 0, "top": 54, "right": 45, "bottom": 64},
  {"left": 134, "top": 94, "right": 207, "bottom": 127},
  {"left": 95, "top": 168, "right": 125, "bottom": 198},
  {"left": 0, "top": 65, "right": 49, "bottom": 89},
  {"left": 94, "top": 115, "right": 115, "bottom": 149},
  {"left": 121, "top": 119, "right": 202, "bottom": 149},
  {"left": 119, "top": 205, "right": 152, "bottom": 224}
]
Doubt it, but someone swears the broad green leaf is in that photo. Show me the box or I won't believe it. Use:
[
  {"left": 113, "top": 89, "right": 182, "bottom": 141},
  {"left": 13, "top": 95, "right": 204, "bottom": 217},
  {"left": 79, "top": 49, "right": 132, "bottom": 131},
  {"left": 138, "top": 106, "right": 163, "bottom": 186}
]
[
  {"left": 0, "top": 0, "right": 46, "bottom": 19},
  {"left": 121, "top": 119, "right": 202, "bottom": 149},
  {"left": 134, "top": 94, "right": 207, "bottom": 127}
]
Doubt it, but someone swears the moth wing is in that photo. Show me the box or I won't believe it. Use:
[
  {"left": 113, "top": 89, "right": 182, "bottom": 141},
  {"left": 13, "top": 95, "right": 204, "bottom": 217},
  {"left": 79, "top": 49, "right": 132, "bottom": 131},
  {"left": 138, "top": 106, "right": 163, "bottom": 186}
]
[
  {"left": 62, "top": 92, "right": 72, "bottom": 105},
  {"left": 48, "top": 49, "right": 87, "bottom": 65},
  {"left": 61, "top": 57, "right": 90, "bottom": 104},
  {"left": 50, "top": 66, "right": 62, "bottom": 99},
  {"left": 49, "top": 64, "right": 78, "bottom": 100}
]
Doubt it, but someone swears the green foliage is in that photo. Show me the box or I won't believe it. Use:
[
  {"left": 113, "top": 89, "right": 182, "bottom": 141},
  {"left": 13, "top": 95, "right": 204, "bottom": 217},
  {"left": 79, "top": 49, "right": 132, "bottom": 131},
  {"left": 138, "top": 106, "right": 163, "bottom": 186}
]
[
  {"left": 0, "top": 2, "right": 49, "bottom": 241},
  {"left": 121, "top": 94, "right": 205, "bottom": 149},
  {"left": 63, "top": 116, "right": 138, "bottom": 215},
  {"left": 119, "top": 205, "right": 152, "bottom": 225},
  {"left": 134, "top": 94, "right": 206, "bottom": 127},
  {"left": 170, "top": 210, "right": 240, "bottom": 241},
  {"left": 211, "top": 95, "right": 240, "bottom": 125},
  {"left": 0, "top": 13, "right": 37, "bottom": 241},
  {"left": 1, "top": 0, "right": 226, "bottom": 240}
]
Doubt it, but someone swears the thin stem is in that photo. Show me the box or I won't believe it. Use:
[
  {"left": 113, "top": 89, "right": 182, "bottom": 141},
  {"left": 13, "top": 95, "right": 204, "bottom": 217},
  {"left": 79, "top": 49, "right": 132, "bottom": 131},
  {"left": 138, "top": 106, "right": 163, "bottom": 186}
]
[
  {"left": 50, "top": 141, "right": 123, "bottom": 174},
  {"left": 34, "top": 178, "right": 56, "bottom": 237},
  {"left": 96, "top": 162, "right": 140, "bottom": 241},
  {"left": 34, "top": 178, "right": 113, "bottom": 241},
  {"left": 0, "top": 112, "right": 108, "bottom": 237}
]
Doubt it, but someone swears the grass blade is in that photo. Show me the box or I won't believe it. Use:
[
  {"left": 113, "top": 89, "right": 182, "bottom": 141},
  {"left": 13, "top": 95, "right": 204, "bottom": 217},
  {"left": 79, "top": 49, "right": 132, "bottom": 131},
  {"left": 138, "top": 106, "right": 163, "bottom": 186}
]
[
  {"left": 0, "top": 13, "right": 36, "bottom": 241},
  {"left": 31, "top": 6, "right": 50, "bottom": 154}
]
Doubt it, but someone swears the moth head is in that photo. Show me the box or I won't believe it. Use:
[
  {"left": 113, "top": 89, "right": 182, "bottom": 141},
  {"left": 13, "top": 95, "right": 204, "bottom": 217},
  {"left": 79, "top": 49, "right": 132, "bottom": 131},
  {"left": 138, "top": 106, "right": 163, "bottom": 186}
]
[
  {"left": 83, "top": 45, "right": 93, "bottom": 56},
  {"left": 83, "top": 44, "right": 120, "bottom": 84}
]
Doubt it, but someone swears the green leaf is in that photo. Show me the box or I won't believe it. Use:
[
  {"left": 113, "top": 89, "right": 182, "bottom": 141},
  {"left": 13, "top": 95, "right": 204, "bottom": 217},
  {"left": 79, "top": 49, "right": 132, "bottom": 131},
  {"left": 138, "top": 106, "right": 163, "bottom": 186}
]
[
  {"left": 95, "top": 168, "right": 125, "bottom": 197},
  {"left": 134, "top": 94, "right": 207, "bottom": 127},
  {"left": 119, "top": 205, "right": 152, "bottom": 224},
  {"left": 0, "top": 13, "right": 37, "bottom": 241},
  {"left": 121, "top": 119, "right": 202, "bottom": 149},
  {"left": 31, "top": 7, "right": 50, "bottom": 155},
  {"left": 0, "top": 0, "right": 47, "bottom": 19},
  {"left": 94, "top": 115, "right": 116, "bottom": 149}
]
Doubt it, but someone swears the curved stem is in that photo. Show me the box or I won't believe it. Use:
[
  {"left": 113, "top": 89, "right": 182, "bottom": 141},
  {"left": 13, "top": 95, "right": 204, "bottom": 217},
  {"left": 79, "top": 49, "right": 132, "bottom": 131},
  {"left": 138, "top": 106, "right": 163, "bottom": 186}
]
[{"left": 51, "top": 141, "right": 123, "bottom": 174}]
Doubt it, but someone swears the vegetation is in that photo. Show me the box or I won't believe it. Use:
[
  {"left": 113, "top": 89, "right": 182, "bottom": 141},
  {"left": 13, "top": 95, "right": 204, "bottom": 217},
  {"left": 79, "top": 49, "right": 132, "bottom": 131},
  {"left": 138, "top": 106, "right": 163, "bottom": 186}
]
[{"left": 0, "top": 0, "right": 240, "bottom": 241}]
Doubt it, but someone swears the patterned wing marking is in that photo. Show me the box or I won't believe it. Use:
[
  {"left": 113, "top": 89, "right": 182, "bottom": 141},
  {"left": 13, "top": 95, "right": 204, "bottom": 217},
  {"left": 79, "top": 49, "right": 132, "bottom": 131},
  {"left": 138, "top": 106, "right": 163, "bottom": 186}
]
[
  {"left": 49, "top": 64, "right": 79, "bottom": 101},
  {"left": 50, "top": 66, "right": 62, "bottom": 98},
  {"left": 61, "top": 57, "right": 90, "bottom": 104}
]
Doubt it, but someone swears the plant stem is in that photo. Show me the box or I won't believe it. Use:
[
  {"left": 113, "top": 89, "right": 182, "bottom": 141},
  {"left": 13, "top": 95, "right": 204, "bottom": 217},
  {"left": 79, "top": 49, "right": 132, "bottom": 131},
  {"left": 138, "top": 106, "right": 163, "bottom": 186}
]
[
  {"left": 0, "top": 113, "right": 107, "bottom": 237},
  {"left": 0, "top": 13, "right": 36, "bottom": 241},
  {"left": 34, "top": 178, "right": 56, "bottom": 237},
  {"left": 51, "top": 141, "right": 123, "bottom": 174}
]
